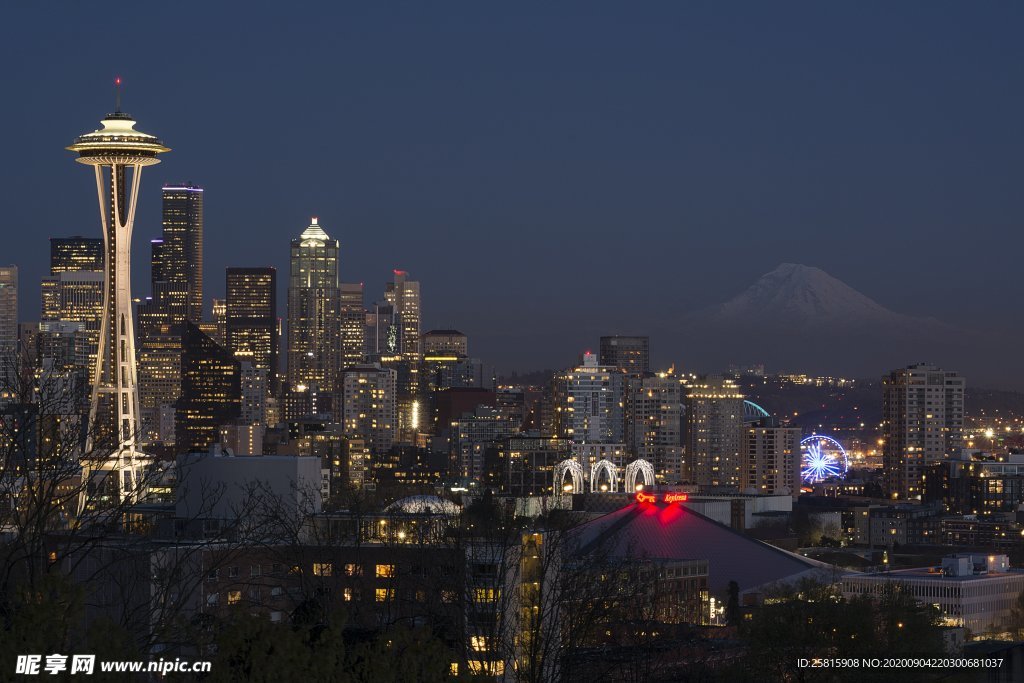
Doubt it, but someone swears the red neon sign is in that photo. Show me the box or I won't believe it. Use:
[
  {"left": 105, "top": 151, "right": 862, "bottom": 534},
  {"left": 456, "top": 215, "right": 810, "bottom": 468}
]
[{"left": 635, "top": 492, "right": 688, "bottom": 504}]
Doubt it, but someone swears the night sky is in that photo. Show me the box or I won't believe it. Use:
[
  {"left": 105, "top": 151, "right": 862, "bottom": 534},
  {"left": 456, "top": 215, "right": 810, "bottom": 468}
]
[{"left": 3, "top": 3, "right": 1023, "bottom": 384}]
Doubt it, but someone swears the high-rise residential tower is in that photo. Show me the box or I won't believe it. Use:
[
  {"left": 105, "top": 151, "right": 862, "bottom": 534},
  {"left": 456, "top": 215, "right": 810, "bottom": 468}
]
[
  {"left": 340, "top": 363, "right": 397, "bottom": 456},
  {"left": 744, "top": 418, "right": 802, "bottom": 498},
  {"left": 883, "top": 363, "right": 965, "bottom": 500},
  {"left": 287, "top": 217, "right": 341, "bottom": 392},
  {"left": 628, "top": 370, "right": 684, "bottom": 482},
  {"left": 686, "top": 376, "right": 745, "bottom": 488},
  {"left": 560, "top": 352, "right": 626, "bottom": 444},
  {"left": 67, "top": 88, "right": 169, "bottom": 504},
  {"left": 226, "top": 267, "right": 278, "bottom": 381}
]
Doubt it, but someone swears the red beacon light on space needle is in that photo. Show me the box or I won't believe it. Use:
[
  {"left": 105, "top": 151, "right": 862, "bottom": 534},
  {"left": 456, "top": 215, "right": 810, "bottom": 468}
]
[{"left": 635, "top": 491, "right": 688, "bottom": 504}]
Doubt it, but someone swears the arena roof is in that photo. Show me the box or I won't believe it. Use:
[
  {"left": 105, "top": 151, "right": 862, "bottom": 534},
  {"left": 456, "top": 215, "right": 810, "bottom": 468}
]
[{"left": 570, "top": 500, "right": 839, "bottom": 595}]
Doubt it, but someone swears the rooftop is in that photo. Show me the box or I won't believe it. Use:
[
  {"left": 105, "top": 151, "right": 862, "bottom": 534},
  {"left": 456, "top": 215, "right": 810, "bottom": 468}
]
[
  {"left": 570, "top": 499, "right": 836, "bottom": 594},
  {"left": 848, "top": 567, "right": 1024, "bottom": 582},
  {"left": 298, "top": 217, "right": 331, "bottom": 243},
  {"left": 424, "top": 329, "right": 466, "bottom": 336}
]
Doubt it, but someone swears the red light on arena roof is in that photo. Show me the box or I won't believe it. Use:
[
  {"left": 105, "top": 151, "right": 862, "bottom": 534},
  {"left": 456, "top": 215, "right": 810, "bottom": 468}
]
[{"left": 635, "top": 492, "right": 688, "bottom": 505}]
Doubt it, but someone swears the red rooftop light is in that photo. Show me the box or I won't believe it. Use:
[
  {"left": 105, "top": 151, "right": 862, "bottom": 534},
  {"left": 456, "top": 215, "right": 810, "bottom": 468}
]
[{"left": 635, "top": 492, "right": 688, "bottom": 505}]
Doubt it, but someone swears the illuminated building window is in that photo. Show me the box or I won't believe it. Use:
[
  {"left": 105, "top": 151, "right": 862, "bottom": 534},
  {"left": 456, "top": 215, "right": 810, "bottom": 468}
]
[
  {"left": 474, "top": 587, "right": 500, "bottom": 603},
  {"left": 227, "top": 590, "right": 241, "bottom": 605},
  {"left": 343, "top": 588, "right": 353, "bottom": 602},
  {"left": 376, "top": 564, "right": 395, "bottom": 578},
  {"left": 467, "top": 661, "right": 504, "bottom": 675},
  {"left": 375, "top": 588, "right": 391, "bottom": 602},
  {"left": 313, "top": 562, "right": 333, "bottom": 577},
  {"left": 470, "top": 635, "right": 489, "bottom": 652}
]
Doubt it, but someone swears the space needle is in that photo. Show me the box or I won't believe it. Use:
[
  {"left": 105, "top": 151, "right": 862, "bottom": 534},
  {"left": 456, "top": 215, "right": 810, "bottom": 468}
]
[{"left": 67, "top": 79, "right": 169, "bottom": 508}]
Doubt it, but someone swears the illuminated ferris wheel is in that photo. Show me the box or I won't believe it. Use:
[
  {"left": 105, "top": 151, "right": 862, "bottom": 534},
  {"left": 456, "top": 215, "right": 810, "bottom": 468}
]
[{"left": 800, "top": 435, "right": 849, "bottom": 483}]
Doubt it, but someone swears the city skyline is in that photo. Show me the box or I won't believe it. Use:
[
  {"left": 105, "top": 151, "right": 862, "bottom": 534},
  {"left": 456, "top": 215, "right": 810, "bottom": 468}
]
[
  {"left": 7, "top": 7, "right": 1024, "bottom": 679},
  {"left": 5, "top": 3, "right": 1024, "bottom": 386}
]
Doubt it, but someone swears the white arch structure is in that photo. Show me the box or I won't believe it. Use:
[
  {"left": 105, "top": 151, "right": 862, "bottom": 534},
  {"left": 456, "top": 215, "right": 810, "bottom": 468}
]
[
  {"left": 624, "top": 459, "right": 655, "bottom": 492},
  {"left": 553, "top": 459, "right": 585, "bottom": 493},
  {"left": 590, "top": 459, "right": 619, "bottom": 493}
]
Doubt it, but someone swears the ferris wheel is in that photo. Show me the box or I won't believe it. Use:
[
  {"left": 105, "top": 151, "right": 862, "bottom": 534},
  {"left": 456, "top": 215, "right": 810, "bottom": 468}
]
[{"left": 800, "top": 435, "right": 849, "bottom": 483}]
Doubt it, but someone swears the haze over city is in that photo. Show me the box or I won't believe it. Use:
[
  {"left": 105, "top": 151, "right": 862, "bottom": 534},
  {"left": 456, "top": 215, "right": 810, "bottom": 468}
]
[{"left": 4, "top": 2, "right": 1024, "bottom": 385}]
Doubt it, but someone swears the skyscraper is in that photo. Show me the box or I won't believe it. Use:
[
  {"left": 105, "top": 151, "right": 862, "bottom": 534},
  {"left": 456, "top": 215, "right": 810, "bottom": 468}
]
[
  {"left": 366, "top": 300, "right": 398, "bottom": 357},
  {"left": 137, "top": 323, "right": 182, "bottom": 445},
  {"left": 339, "top": 282, "right": 365, "bottom": 369},
  {"left": 160, "top": 184, "right": 204, "bottom": 323},
  {"left": 0, "top": 266, "right": 17, "bottom": 358},
  {"left": 422, "top": 329, "right": 468, "bottom": 357},
  {"left": 226, "top": 267, "right": 278, "bottom": 381},
  {"left": 287, "top": 217, "right": 341, "bottom": 392},
  {"left": 42, "top": 237, "right": 104, "bottom": 320},
  {"left": 686, "top": 376, "right": 745, "bottom": 488},
  {"left": 384, "top": 270, "right": 421, "bottom": 359},
  {"left": 211, "top": 298, "right": 226, "bottom": 341},
  {"left": 49, "top": 237, "right": 103, "bottom": 274},
  {"left": 176, "top": 322, "right": 241, "bottom": 453},
  {"left": 883, "top": 363, "right": 965, "bottom": 500},
  {"left": 239, "top": 362, "right": 269, "bottom": 426},
  {"left": 38, "top": 272, "right": 103, "bottom": 382},
  {"left": 67, "top": 92, "right": 169, "bottom": 504},
  {"left": 599, "top": 335, "right": 650, "bottom": 378},
  {"left": 41, "top": 237, "right": 104, "bottom": 384}
]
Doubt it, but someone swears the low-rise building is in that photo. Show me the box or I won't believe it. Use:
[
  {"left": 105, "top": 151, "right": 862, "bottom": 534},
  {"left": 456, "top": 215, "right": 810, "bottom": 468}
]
[{"left": 842, "top": 554, "right": 1024, "bottom": 637}]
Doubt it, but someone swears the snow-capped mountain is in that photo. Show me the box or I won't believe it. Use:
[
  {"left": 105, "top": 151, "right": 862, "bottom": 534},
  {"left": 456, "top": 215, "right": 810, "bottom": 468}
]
[{"left": 711, "top": 263, "right": 942, "bottom": 332}]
